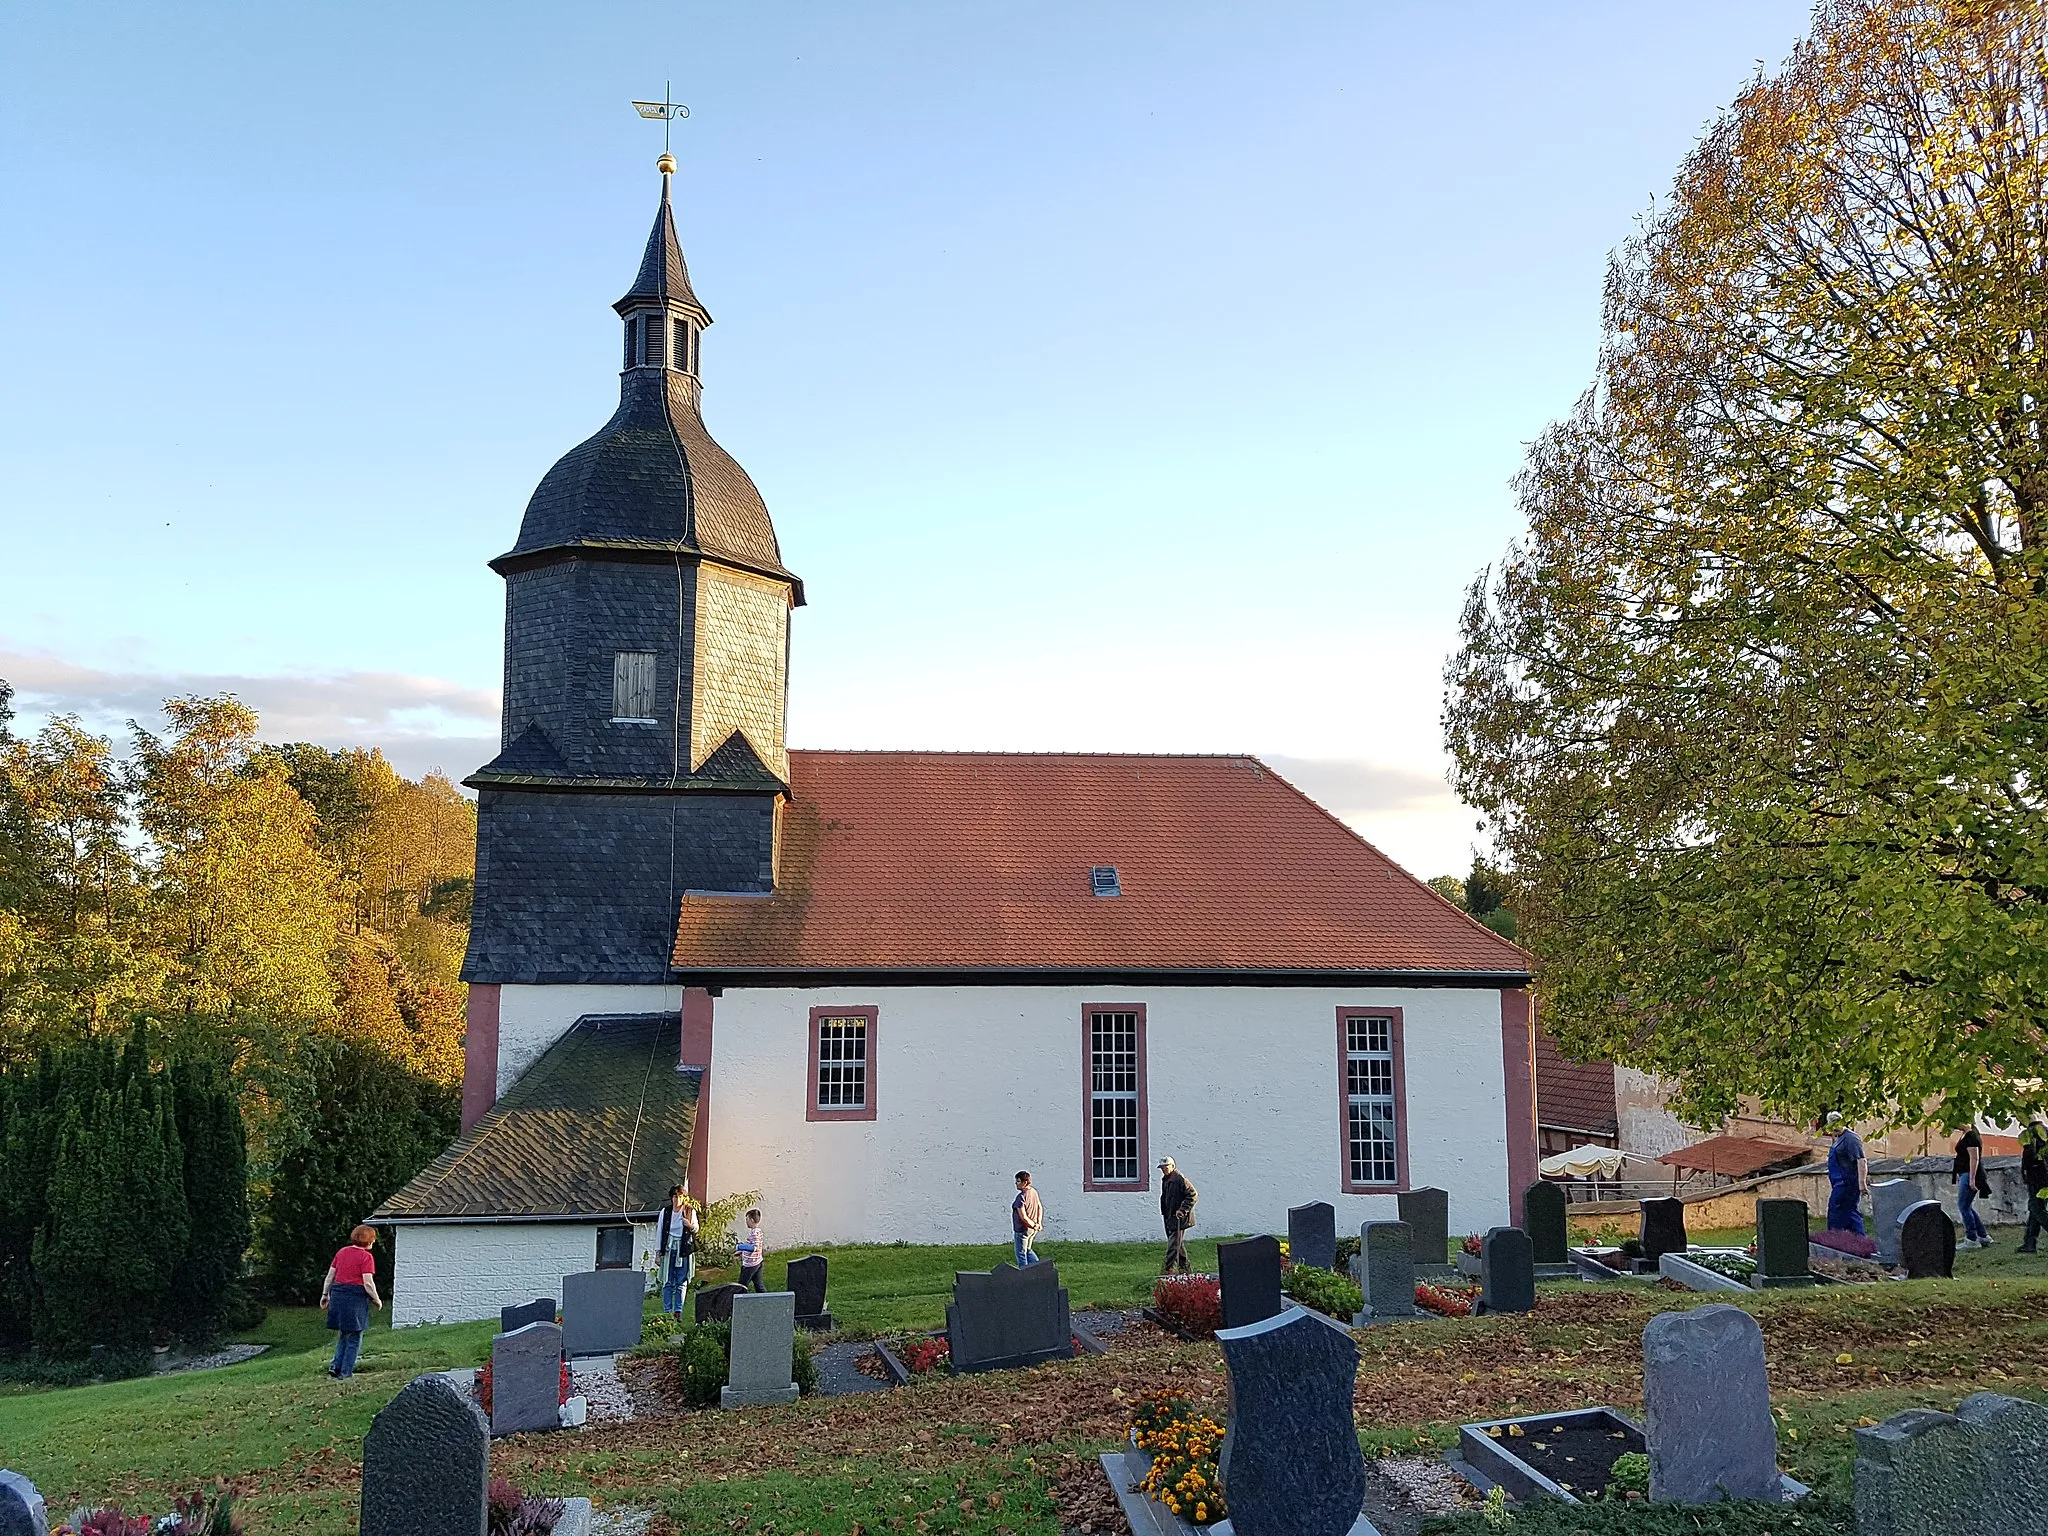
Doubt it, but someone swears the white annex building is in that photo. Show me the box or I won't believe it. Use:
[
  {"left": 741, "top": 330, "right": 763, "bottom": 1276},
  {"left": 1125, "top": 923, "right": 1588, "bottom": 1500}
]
[{"left": 375, "top": 163, "right": 1537, "bottom": 1327}]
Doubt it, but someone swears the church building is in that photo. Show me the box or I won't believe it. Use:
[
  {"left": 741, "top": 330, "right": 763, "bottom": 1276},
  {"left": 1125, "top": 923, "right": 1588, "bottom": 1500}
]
[{"left": 375, "top": 159, "right": 1536, "bottom": 1326}]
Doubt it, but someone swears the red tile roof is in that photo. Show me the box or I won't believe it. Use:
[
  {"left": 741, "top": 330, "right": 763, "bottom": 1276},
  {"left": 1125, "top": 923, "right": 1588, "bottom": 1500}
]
[
  {"left": 1534, "top": 1029, "right": 1618, "bottom": 1137},
  {"left": 1658, "top": 1135, "right": 1813, "bottom": 1178},
  {"left": 670, "top": 752, "right": 1532, "bottom": 978}
]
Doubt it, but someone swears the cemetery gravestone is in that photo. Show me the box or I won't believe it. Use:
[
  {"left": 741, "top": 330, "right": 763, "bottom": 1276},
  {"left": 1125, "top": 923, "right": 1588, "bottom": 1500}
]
[
  {"left": 1215, "top": 1307, "right": 1368, "bottom": 1536},
  {"left": 722, "top": 1291, "right": 800, "bottom": 1408},
  {"left": 946, "top": 1261, "right": 1074, "bottom": 1373},
  {"left": 1287, "top": 1201, "right": 1338, "bottom": 1271},
  {"left": 787, "top": 1253, "right": 832, "bottom": 1330},
  {"left": 1898, "top": 1200, "right": 1956, "bottom": 1280},
  {"left": 1754, "top": 1199, "right": 1814, "bottom": 1288},
  {"left": 1523, "top": 1180, "right": 1569, "bottom": 1267},
  {"left": 695, "top": 1282, "right": 749, "bottom": 1325},
  {"left": 1642, "top": 1303, "right": 1781, "bottom": 1503},
  {"left": 1479, "top": 1226, "right": 1534, "bottom": 1314},
  {"left": 1854, "top": 1391, "right": 2048, "bottom": 1536},
  {"left": 1639, "top": 1197, "right": 1688, "bottom": 1266},
  {"left": 1355, "top": 1220, "right": 1415, "bottom": 1324},
  {"left": 1399, "top": 1186, "right": 1453, "bottom": 1274},
  {"left": 500, "top": 1297, "right": 556, "bottom": 1335},
  {"left": 1217, "top": 1235, "right": 1284, "bottom": 1329},
  {"left": 0, "top": 1472, "right": 41, "bottom": 1536},
  {"left": 361, "top": 1373, "right": 489, "bottom": 1536},
  {"left": 1871, "top": 1180, "right": 1917, "bottom": 1266},
  {"left": 490, "top": 1321, "right": 563, "bottom": 1436},
  {"left": 561, "top": 1269, "right": 644, "bottom": 1356}
]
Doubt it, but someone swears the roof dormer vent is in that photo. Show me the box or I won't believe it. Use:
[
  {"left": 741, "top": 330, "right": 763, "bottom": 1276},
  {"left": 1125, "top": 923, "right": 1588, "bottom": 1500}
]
[{"left": 1090, "top": 866, "right": 1121, "bottom": 898}]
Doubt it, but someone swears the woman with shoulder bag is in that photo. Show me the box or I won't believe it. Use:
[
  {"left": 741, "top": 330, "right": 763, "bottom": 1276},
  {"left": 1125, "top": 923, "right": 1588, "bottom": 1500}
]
[{"left": 658, "top": 1185, "right": 700, "bottom": 1318}]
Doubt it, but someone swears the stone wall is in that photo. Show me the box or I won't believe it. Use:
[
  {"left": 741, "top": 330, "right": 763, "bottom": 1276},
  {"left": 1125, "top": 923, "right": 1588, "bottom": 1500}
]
[{"left": 390, "top": 1220, "right": 656, "bottom": 1327}]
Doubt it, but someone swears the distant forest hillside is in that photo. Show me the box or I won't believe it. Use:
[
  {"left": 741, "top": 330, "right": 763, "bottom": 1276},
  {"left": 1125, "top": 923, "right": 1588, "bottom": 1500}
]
[{"left": 0, "top": 679, "right": 477, "bottom": 1333}]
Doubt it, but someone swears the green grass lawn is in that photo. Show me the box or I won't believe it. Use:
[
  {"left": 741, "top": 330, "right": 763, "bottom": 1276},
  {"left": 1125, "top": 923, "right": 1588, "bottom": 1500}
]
[
  {"left": 727, "top": 1235, "right": 1234, "bottom": 1335},
  {"left": 2, "top": 1229, "right": 2044, "bottom": 1534}
]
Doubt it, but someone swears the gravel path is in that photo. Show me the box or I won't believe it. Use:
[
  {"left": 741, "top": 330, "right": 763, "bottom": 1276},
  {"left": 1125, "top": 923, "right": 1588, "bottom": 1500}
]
[
  {"left": 573, "top": 1356, "right": 635, "bottom": 1423},
  {"left": 812, "top": 1338, "right": 892, "bottom": 1396}
]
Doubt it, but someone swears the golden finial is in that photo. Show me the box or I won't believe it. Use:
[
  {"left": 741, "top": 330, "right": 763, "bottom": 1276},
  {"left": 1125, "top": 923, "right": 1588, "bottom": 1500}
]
[{"left": 657, "top": 151, "right": 677, "bottom": 176}]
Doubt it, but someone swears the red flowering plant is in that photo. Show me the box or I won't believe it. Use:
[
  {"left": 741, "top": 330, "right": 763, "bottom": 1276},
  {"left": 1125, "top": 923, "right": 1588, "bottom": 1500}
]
[
  {"left": 1415, "top": 1281, "right": 1479, "bottom": 1318},
  {"left": 1151, "top": 1274, "right": 1224, "bottom": 1337},
  {"left": 1460, "top": 1233, "right": 1484, "bottom": 1257},
  {"left": 898, "top": 1336, "right": 951, "bottom": 1374}
]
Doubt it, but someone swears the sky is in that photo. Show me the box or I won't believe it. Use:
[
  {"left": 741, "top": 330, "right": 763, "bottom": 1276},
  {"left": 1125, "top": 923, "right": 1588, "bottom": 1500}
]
[{"left": 0, "top": 1, "right": 1817, "bottom": 878}]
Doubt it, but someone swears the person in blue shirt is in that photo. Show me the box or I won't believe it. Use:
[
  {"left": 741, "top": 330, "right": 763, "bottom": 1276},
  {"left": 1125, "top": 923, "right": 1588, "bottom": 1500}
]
[{"left": 1820, "top": 1113, "right": 1868, "bottom": 1234}]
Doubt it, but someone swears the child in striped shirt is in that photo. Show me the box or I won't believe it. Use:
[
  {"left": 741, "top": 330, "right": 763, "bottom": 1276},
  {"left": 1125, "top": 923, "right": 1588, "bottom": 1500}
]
[{"left": 737, "top": 1208, "right": 766, "bottom": 1292}]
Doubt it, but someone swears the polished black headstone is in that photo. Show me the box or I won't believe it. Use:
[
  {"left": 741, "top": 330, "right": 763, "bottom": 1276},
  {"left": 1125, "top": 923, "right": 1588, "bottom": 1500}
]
[
  {"left": 946, "top": 1261, "right": 1073, "bottom": 1372},
  {"left": 1898, "top": 1201, "right": 1956, "bottom": 1280},
  {"left": 360, "top": 1373, "right": 489, "bottom": 1536},
  {"left": 561, "top": 1268, "right": 643, "bottom": 1355},
  {"left": 1218, "top": 1235, "right": 1284, "bottom": 1329},
  {"left": 1523, "top": 1180, "right": 1568, "bottom": 1264},
  {"left": 1216, "top": 1307, "right": 1367, "bottom": 1536},
  {"left": 787, "top": 1253, "right": 831, "bottom": 1328},
  {"left": 695, "top": 1282, "right": 749, "bottom": 1325},
  {"left": 1399, "top": 1186, "right": 1453, "bottom": 1270},
  {"left": 1640, "top": 1197, "right": 1689, "bottom": 1262},
  {"left": 500, "top": 1297, "right": 556, "bottom": 1335},
  {"left": 0, "top": 1477, "right": 39, "bottom": 1536},
  {"left": 1480, "top": 1226, "right": 1535, "bottom": 1314},
  {"left": 1754, "top": 1199, "right": 1813, "bottom": 1286},
  {"left": 1287, "top": 1202, "right": 1338, "bottom": 1270},
  {"left": 490, "top": 1321, "right": 562, "bottom": 1436}
]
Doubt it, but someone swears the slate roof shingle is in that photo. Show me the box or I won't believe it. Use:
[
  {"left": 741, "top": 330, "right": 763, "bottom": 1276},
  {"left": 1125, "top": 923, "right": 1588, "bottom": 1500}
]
[
  {"left": 374, "top": 1013, "right": 697, "bottom": 1221},
  {"left": 671, "top": 752, "right": 1533, "bottom": 977}
]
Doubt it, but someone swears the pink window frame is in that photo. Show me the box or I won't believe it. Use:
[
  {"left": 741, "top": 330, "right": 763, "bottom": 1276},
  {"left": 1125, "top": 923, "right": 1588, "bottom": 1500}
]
[
  {"left": 1337, "top": 1007, "right": 1410, "bottom": 1193},
  {"left": 1081, "top": 1003, "right": 1150, "bottom": 1192},
  {"left": 806, "top": 1005, "right": 879, "bottom": 1122}
]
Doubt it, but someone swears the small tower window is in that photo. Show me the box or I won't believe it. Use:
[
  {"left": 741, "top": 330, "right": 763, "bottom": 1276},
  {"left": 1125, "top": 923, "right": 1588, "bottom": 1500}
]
[
  {"left": 623, "top": 317, "right": 636, "bottom": 370},
  {"left": 648, "top": 315, "right": 667, "bottom": 368},
  {"left": 673, "top": 318, "right": 690, "bottom": 373},
  {"left": 612, "top": 651, "right": 657, "bottom": 722}
]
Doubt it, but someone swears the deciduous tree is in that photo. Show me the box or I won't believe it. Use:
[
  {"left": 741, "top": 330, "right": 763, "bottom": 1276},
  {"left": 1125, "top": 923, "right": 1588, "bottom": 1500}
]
[{"left": 1445, "top": 0, "right": 2048, "bottom": 1127}]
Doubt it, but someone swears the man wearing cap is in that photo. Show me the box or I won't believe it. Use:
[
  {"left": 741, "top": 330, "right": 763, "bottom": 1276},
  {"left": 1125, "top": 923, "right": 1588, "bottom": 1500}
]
[{"left": 1158, "top": 1157, "right": 1193, "bottom": 1274}]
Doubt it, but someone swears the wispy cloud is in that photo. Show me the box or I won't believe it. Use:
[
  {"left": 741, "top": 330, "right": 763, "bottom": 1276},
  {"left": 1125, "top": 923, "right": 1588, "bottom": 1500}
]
[
  {"left": 1261, "top": 754, "right": 1455, "bottom": 816},
  {"left": 0, "top": 649, "right": 501, "bottom": 783}
]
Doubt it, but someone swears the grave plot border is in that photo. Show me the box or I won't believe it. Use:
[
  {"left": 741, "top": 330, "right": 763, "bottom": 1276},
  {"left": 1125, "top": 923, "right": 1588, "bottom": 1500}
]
[
  {"left": 1452, "top": 1407, "right": 1810, "bottom": 1506},
  {"left": 1100, "top": 1437, "right": 1387, "bottom": 1536},
  {"left": 1657, "top": 1253, "right": 1752, "bottom": 1294}
]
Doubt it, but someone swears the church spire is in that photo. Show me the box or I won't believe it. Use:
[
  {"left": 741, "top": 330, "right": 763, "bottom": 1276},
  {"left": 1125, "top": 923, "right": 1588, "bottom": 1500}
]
[{"left": 615, "top": 157, "right": 709, "bottom": 374}]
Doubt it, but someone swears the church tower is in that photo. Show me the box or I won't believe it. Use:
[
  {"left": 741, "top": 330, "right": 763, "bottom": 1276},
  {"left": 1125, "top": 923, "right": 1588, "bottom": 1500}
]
[{"left": 461, "top": 155, "right": 801, "bottom": 988}]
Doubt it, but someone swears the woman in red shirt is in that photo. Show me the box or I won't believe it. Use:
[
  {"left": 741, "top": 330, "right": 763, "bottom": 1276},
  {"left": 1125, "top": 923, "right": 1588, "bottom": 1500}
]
[{"left": 320, "top": 1224, "right": 384, "bottom": 1378}]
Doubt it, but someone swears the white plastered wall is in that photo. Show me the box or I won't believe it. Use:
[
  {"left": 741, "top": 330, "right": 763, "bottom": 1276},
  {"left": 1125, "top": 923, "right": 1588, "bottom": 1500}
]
[
  {"left": 703, "top": 985, "right": 1511, "bottom": 1250},
  {"left": 496, "top": 983, "right": 682, "bottom": 1096},
  {"left": 391, "top": 1220, "right": 659, "bottom": 1327}
]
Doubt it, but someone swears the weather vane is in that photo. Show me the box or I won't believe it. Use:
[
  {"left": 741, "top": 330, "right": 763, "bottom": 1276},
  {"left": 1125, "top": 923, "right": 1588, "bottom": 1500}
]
[{"left": 632, "top": 82, "right": 690, "bottom": 161}]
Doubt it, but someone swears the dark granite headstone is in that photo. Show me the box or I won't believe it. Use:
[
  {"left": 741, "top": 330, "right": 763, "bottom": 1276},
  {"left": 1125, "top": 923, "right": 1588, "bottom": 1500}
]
[
  {"left": 1357, "top": 1220, "right": 1415, "bottom": 1323},
  {"left": 945, "top": 1261, "right": 1074, "bottom": 1373},
  {"left": 1855, "top": 1391, "right": 2048, "bottom": 1536},
  {"left": 1217, "top": 1235, "right": 1284, "bottom": 1330},
  {"left": 1640, "top": 1197, "right": 1688, "bottom": 1263},
  {"left": 1215, "top": 1307, "right": 1367, "bottom": 1536},
  {"left": 1898, "top": 1200, "right": 1956, "bottom": 1280},
  {"left": 1754, "top": 1199, "right": 1813, "bottom": 1287},
  {"left": 695, "top": 1282, "right": 749, "bottom": 1325},
  {"left": 1523, "top": 1180, "right": 1568, "bottom": 1265},
  {"left": 1643, "top": 1303, "right": 1781, "bottom": 1503},
  {"left": 0, "top": 1473, "right": 41, "bottom": 1536},
  {"left": 1871, "top": 1180, "right": 1917, "bottom": 1266},
  {"left": 561, "top": 1268, "right": 644, "bottom": 1355},
  {"left": 1399, "top": 1186, "right": 1453, "bottom": 1272},
  {"left": 1479, "top": 1226, "right": 1534, "bottom": 1314},
  {"left": 787, "top": 1254, "right": 832, "bottom": 1329},
  {"left": 490, "top": 1321, "right": 562, "bottom": 1436},
  {"left": 1287, "top": 1202, "right": 1338, "bottom": 1271},
  {"left": 500, "top": 1297, "right": 556, "bottom": 1335},
  {"left": 360, "top": 1373, "right": 489, "bottom": 1536}
]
